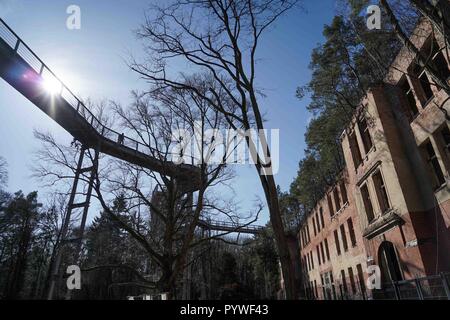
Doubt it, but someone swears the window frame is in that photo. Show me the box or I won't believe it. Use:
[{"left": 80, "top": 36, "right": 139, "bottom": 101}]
[
  {"left": 347, "top": 218, "right": 357, "bottom": 247},
  {"left": 360, "top": 182, "right": 375, "bottom": 224},
  {"left": 334, "top": 229, "right": 341, "bottom": 256},
  {"left": 422, "top": 139, "right": 446, "bottom": 190},
  {"left": 340, "top": 224, "right": 348, "bottom": 252},
  {"left": 349, "top": 131, "right": 363, "bottom": 169},
  {"left": 372, "top": 169, "right": 391, "bottom": 214},
  {"left": 358, "top": 116, "right": 374, "bottom": 154}
]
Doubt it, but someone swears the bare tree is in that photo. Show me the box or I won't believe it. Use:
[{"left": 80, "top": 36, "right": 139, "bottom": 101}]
[
  {"left": 33, "top": 76, "right": 259, "bottom": 298},
  {"left": 130, "top": 0, "right": 301, "bottom": 299}
]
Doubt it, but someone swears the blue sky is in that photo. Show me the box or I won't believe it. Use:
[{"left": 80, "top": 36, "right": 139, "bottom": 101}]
[{"left": 0, "top": 0, "right": 338, "bottom": 224}]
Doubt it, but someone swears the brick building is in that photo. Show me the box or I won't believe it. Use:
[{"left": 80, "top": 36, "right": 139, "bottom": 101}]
[{"left": 298, "top": 19, "right": 450, "bottom": 300}]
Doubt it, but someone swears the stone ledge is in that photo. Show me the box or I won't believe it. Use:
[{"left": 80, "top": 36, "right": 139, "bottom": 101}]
[{"left": 363, "top": 209, "right": 404, "bottom": 240}]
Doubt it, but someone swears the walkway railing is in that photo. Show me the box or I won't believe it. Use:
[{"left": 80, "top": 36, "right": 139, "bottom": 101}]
[
  {"left": 198, "top": 219, "right": 264, "bottom": 234},
  {"left": 0, "top": 18, "right": 195, "bottom": 165}
]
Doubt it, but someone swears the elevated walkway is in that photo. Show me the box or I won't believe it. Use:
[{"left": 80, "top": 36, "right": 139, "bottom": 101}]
[{"left": 0, "top": 18, "right": 201, "bottom": 190}]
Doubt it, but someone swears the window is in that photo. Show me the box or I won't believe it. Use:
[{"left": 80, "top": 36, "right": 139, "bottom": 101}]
[
  {"left": 349, "top": 132, "right": 363, "bottom": 169},
  {"left": 400, "top": 76, "right": 419, "bottom": 120},
  {"left": 420, "top": 72, "right": 434, "bottom": 101},
  {"left": 423, "top": 140, "right": 446, "bottom": 189},
  {"left": 327, "top": 194, "right": 334, "bottom": 217},
  {"left": 430, "top": 40, "right": 450, "bottom": 81},
  {"left": 415, "top": 64, "right": 435, "bottom": 103},
  {"left": 330, "top": 273, "right": 336, "bottom": 300},
  {"left": 361, "top": 183, "right": 375, "bottom": 223},
  {"left": 334, "top": 230, "right": 341, "bottom": 256},
  {"left": 320, "top": 242, "right": 326, "bottom": 263},
  {"left": 341, "top": 270, "right": 348, "bottom": 293},
  {"left": 307, "top": 254, "right": 311, "bottom": 271},
  {"left": 319, "top": 207, "right": 325, "bottom": 229},
  {"left": 372, "top": 170, "right": 391, "bottom": 213},
  {"left": 316, "top": 213, "right": 321, "bottom": 232},
  {"left": 317, "top": 246, "right": 321, "bottom": 266},
  {"left": 324, "top": 238, "right": 330, "bottom": 261},
  {"left": 333, "top": 188, "right": 341, "bottom": 212},
  {"left": 306, "top": 224, "right": 311, "bottom": 243},
  {"left": 340, "top": 225, "right": 348, "bottom": 252},
  {"left": 340, "top": 181, "right": 348, "bottom": 204},
  {"left": 348, "top": 267, "right": 357, "bottom": 294},
  {"left": 314, "top": 280, "right": 318, "bottom": 298},
  {"left": 442, "top": 126, "right": 450, "bottom": 154},
  {"left": 347, "top": 218, "right": 357, "bottom": 247},
  {"left": 310, "top": 251, "right": 314, "bottom": 269},
  {"left": 312, "top": 217, "right": 317, "bottom": 236},
  {"left": 358, "top": 117, "right": 373, "bottom": 154},
  {"left": 356, "top": 264, "right": 366, "bottom": 299},
  {"left": 321, "top": 275, "right": 326, "bottom": 299}
]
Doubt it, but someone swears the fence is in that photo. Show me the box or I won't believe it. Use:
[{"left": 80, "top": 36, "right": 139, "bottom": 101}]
[
  {"left": 372, "top": 273, "right": 450, "bottom": 300},
  {"left": 303, "top": 272, "right": 450, "bottom": 300}
]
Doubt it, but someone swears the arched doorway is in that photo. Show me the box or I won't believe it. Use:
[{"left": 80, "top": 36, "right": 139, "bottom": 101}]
[{"left": 378, "top": 241, "right": 403, "bottom": 284}]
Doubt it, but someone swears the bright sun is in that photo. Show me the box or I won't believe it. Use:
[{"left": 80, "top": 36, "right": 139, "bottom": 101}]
[{"left": 41, "top": 72, "right": 62, "bottom": 95}]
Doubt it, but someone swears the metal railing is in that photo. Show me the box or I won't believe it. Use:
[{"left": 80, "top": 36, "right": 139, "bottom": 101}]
[
  {"left": 0, "top": 18, "right": 196, "bottom": 165},
  {"left": 372, "top": 273, "right": 450, "bottom": 300},
  {"left": 304, "top": 273, "right": 450, "bottom": 300},
  {"left": 198, "top": 219, "right": 264, "bottom": 233}
]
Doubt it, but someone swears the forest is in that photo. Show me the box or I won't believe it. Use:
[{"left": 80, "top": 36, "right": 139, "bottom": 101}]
[{"left": 0, "top": 162, "right": 280, "bottom": 299}]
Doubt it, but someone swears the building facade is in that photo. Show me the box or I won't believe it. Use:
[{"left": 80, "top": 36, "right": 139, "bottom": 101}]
[{"left": 298, "top": 19, "right": 450, "bottom": 300}]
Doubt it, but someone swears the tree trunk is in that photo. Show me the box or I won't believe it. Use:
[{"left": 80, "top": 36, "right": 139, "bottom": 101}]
[{"left": 264, "top": 175, "right": 297, "bottom": 299}]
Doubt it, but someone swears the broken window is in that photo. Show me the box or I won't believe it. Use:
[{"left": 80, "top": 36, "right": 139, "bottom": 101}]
[
  {"left": 333, "top": 188, "right": 341, "bottom": 213},
  {"left": 361, "top": 183, "right": 375, "bottom": 223},
  {"left": 320, "top": 242, "right": 326, "bottom": 263},
  {"left": 414, "top": 62, "right": 434, "bottom": 103},
  {"left": 324, "top": 238, "right": 330, "bottom": 261},
  {"left": 423, "top": 140, "right": 446, "bottom": 189},
  {"left": 349, "top": 132, "right": 363, "bottom": 169},
  {"left": 430, "top": 40, "right": 450, "bottom": 83},
  {"left": 312, "top": 216, "right": 317, "bottom": 236},
  {"left": 356, "top": 264, "right": 366, "bottom": 299},
  {"left": 373, "top": 170, "right": 391, "bottom": 213},
  {"left": 317, "top": 246, "right": 321, "bottom": 266},
  {"left": 347, "top": 218, "right": 357, "bottom": 247},
  {"left": 358, "top": 116, "right": 373, "bottom": 154},
  {"left": 340, "top": 180, "right": 348, "bottom": 204},
  {"left": 442, "top": 126, "right": 450, "bottom": 155},
  {"left": 334, "top": 230, "right": 341, "bottom": 256},
  {"left": 400, "top": 76, "right": 419, "bottom": 120},
  {"left": 340, "top": 224, "right": 348, "bottom": 252},
  {"left": 319, "top": 207, "right": 325, "bottom": 229},
  {"left": 328, "top": 194, "right": 334, "bottom": 217},
  {"left": 341, "top": 270, "right": 348, "bottom": 294},
  {"left": 348, "top": 267, "right": 357, "bottom": 294}
]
